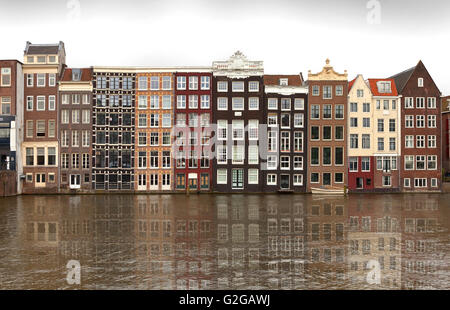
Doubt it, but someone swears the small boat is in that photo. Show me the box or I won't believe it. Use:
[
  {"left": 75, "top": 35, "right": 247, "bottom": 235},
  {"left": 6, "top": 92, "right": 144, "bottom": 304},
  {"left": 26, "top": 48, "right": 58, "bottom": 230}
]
[{"left": 311, "top": 187, "right": 347, "bottom": 195}]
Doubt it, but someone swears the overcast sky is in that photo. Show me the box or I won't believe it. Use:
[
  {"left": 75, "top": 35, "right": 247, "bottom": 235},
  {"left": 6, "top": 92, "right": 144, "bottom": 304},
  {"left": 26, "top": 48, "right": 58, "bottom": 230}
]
[{"left": 0, "top": 0, "right": 449, "bottom": 94}]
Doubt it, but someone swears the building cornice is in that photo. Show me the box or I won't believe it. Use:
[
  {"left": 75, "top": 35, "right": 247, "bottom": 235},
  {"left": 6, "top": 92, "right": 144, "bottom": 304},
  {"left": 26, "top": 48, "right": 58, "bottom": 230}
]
[{"left": 308, "top": 59, "right": 347, "bottom": 81}]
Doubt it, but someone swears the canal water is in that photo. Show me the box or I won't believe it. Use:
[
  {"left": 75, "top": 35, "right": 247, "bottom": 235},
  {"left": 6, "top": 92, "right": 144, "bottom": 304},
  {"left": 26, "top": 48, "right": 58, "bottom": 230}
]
[{"left": 0, "top": 194, "right": 448, "bottom": 290}]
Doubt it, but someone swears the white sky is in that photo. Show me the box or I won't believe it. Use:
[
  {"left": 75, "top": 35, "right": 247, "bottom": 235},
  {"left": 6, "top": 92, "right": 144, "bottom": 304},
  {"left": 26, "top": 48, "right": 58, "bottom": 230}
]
[{"left": 0, "top": 0, "right": 449, "bottom": 94}]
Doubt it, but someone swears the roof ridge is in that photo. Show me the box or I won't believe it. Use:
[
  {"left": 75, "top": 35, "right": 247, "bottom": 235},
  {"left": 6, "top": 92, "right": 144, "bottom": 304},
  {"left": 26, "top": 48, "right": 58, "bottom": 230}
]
[{"left": 389, "top": 65, "right": 416, "bottom": 78}]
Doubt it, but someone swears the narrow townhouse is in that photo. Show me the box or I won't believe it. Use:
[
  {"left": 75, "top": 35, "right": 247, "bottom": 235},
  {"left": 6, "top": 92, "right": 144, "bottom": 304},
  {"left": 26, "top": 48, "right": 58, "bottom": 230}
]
[
  {"left": 212, "top": 51, "right": 264, "bottom": 193},
  {"left": 368, "top": 78, "right": 401, "bottom": 191},
  {"left": 173, "top": 69, "right": 213, "bottom": 191},
  {"left": 347, "top": 75, "right": 375, "bottom": 191},
  {"left": 135, "top": 70, "right": 173, "bottom": 191},
  {"left": 442, "top": 96, "right": 450, "bottom": 177},
  {"left": 58, "top": 68, "right": 93, "bottom": 191},
  {"left": 391, "top": 61, "right": 441, "bottom": 191},
  {"left": 0, "top": 59, "right": 24, "bottom": 196},
  {"left": 307, "top": 59, "right": 348, "bottom": 194},
  {"left": 263, "top": 74, "right": 308, "bottom": 192},
  {"left": 22, "top": 42, "right": 65, "bottom": 193},
  {"left": 92, "top": 67, "right": 135, "bottom": 190}
]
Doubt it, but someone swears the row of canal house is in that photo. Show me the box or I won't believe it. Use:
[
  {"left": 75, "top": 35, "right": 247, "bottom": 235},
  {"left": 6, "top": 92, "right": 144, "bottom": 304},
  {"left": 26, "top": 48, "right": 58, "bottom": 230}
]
[{"left": 1, "top": 41, "right": 446, "bottom": 194}]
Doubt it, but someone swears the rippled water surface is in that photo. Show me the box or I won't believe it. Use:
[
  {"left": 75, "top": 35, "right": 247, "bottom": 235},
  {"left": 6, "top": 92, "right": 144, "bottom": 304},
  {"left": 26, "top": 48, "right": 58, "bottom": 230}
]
[{"left": 0, "top": 194, "right": 449, "bottom": 290}]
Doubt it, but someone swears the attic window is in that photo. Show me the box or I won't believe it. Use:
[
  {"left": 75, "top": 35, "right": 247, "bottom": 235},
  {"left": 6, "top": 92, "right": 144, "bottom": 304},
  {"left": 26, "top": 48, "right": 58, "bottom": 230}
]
[
  {"left": 418, "top": 78, "right": 424, "bottom": 87},
  {"left": 377, "top": 81, "right": 391, "bottom": 93},
  {"left": 37, "top": 56, "right": 46, "bottom": 63},
  {"left": 72, "top": 69, "right": 81, "bottom": 81},
  {"left": 279, "top": 78, "right": 288, "bottom": 86},
  {"left": 48, "top": 56, "right": 56, "bottom": 63},
  {"left": 27, "top": 56, "right": 34, "bottom": 63}
]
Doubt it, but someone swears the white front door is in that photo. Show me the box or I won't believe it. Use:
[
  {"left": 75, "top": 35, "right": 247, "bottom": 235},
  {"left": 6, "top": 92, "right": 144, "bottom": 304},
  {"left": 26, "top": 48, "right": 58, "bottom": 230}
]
[{"left": 70, "top": 174, "right": 81, "bottom": 189}]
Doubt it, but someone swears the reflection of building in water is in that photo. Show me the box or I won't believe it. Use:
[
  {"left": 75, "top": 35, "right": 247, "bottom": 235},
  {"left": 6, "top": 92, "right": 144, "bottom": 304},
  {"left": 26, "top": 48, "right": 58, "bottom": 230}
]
[
  {"left": 134, "top": 195, "right": 176, "bottom": 289},
  {"left": 401, "top": 195, "right": 444, "bottom": 289},
  {"left": 264, "top": 195, "right": 306, "bottom": 289},
  {"left": 92, "top": 195, "right": 136, "bottom": 289},
  {"left": 174, "top": 195, "right": 215, "bottom": 290},
  {"left": 215, "top": 195, "right": 265, "bottom": 289},
  {"left": 18, "top": 196, "right": 64, "bottom": 289},
  {"left": 59, "top": 195, "right": 95, "bottom": 287},
  {"left": 347, "top": 196, "right": 401, "bottom": 289},
  {"left": 304, "top": 196, "right": 348, "bottom": 289}
]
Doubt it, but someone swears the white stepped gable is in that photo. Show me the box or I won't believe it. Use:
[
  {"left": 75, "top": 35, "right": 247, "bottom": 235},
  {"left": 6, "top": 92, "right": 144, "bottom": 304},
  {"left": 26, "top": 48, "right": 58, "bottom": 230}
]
[{"left": 212, "top": 50, "right": 264, "bottom": 78}]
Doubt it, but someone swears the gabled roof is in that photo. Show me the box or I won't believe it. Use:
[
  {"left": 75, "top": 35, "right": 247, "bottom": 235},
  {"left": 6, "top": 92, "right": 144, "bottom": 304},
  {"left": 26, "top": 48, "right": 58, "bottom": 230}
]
[
  {"left": 389, "top": 65, "right": 416, "bottom": 93},
  {"left": 348, "top": 77, "right": 357, "bottom": 91},
  {"left": 264, "top": 74, "right": 303, "bottom": 86},
  {"left": 367, "top": 78, "right": 398, "bottom": 96},
  {"left": 24, "top": 41, "right": 65, "bottom": 55},
  {"left": 61, "top": 68, "right": 92, "bottom": 82}
]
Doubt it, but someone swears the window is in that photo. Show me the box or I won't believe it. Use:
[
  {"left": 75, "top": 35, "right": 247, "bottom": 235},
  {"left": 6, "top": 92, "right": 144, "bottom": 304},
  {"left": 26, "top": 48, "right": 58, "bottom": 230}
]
[
  {"left": 217, "top": 120, "right": 227, "bottom": 140},
  {"left": 323, "top": 126, "right": 331, "bottom": 140},
  {"left": 312, "top": 85, "right": 319, "bottom": 96},
  {"left": 294, "top": 132, "right": 303, "bottom": 152},
  {"left": 189, "top": 113, "right": 198, "bottom": 127},
  {"left": 383, "top": 100, "right": 389, "bottom": 110},
  {"left": 0, "top": 97, "right": 11, "bottom": 115},
  {"left": 350, "top": 102, "right": 358, "bottom": 112},
  {"left": 414, "top": 178, "right": 427, "bottom": 188},
  {"left": 404, "top": 178, "right": 411, "bottom": 187},
  {"left": 216, "top": 97, "right": 228, "bottom": 110},
  {"left": 37, "top": 74, "right": 45, "bottom": 87},
  {"left": 416, "top": 135, "right": 425, "bottom": 148},
  {"left": 150, "top": 114, "right": 159, "bottom": 127},
  {"left": 323, "top": 105, "right": 332, "bottom": 119},
  {"left": 416, "top": 155, "right": 426, "bottom": 170},
  {"left": 72, "top": 110, "right": 80, "bottom": 124},
  {"left": 377, "top": 137, "right": 384, "bottom": 151},
  {"left": 201, "top": 95, "right": 210, "bottom": 109},
  {"left": 350, "top": 134, "right": 358, "bottom": 149},
  {"left": 389, "top": 137, "right": 396, "bottom": 151},
  {"left": 363, "top": 103, "right": 370, "bottom": 112},
  {"left": 362, "top": 134, "right": 370, "bottom": 149},
  {"left": 48, "top": 147, "right": 56, "bottom": 166},
  {"left": 268, "top": 98, "right": 277, "bottom": 110},
  {"left": 138, "top": 95, "right": 147, "bottom": 109},
  {"left": 405, "top": 135, "right": 414, "bottom": 148},
  {"left": 150, "top": 151, "right": 159, "bottom": 168},
  {"left": 323, "top": 86, "right": 332, "bottom": 99},
  {"left": 350, "top": 118, "right": 358, "bottom": 127},
  {"left": 72, "top": 131, "right": 79, "bottom": 147},
  {"left": 335, "top": 105, "right": 344, "bottom": 119},
  {"left": 336, "top": 85, "right": 343, "bottom": 96},
  {"left": 249, "top": 97, "right": 259, "bottom": 110},
  {"left": 232, "top": 169, "right": 244, "bottom": 189},
  {"left": 217, "top": 145, "right": 227, "bottom": 164},
  {"left": 217, "top": 81, "right": 228, "bottom": 92},
  {"left": 162, "top": 76, "right": 171, "bottom": 90},
  {"left": 310, "top": 105, "right": 319, "bottom": 119},
  {"left": 36, "top": 120, "right": 45, "bottom": 137},
  {"left": 377, "top": 119, "right": 384, "bottom": 132},
  {"left": 416, "top": 97, "right": 425, "bottom": 108},
  {"left": 311, "top": 147, "right": 319, "bottom": 165},
  {"left": 267, "top": 174, "right": 276, "bottom": 185},
  {"left": 162, "top": 114, "right": 171, "bottom": 127},
  {"left": 150, "top": 132, "right": 159, "bottom": 146},
  {"left": 1, "top": 68, "right": 11, "bottom": 86},
  {"left": 418, "top": 78, "right": 424, "bottom": 87},
  {"left": 37, "top": 96, "right": 45, "bottom": 111},
  {"left": 150, "top": 76, "right": 159, "bottom": 90},
  {"left": 82, "top": 110, "right": 90, "bottom": 124},
  {"left": 335, "top": 147, "right": 344, "bottom": 165},
  {"left": 188, "top": 95, "right": 198, "bottom": 109},
  {"left": 405, "top": 97, "right": 414, "bottom": 108},
  {"left": 427, "top": 155, "right": 437, "bottom": 170},
  {"left": 281, "top": 113, "right": 290, "bottom": 128},
  {"left": 310, "top": 173, "right": 319, "bottom": 183},
  {"left": 404, "top": 155, "right": 414, "bottom": 170},
  {"left": 362, "top": 157, "right": 370, "bottom": 171},
  {"left": 427, "top": 115, "right": 436, "bottom": 128},
  {"left": 248, "top": 81, "right": 259, "bottom": 92},
  {"left": 232, "top": 81, "right": 244, "bottom": 92},
  {"left": 217, "top": 169, "right": 227, "bottom": 184},
  {"left": 189, "top": 76, "right": 198, "bottom": 90},
  {"left": 349, "top": 157, "right": 358, "bottom": 172},
  {"left": 280, "top": 131, "right": 290, "bottom": 151},
  {"left": 150, "top": 95, "right": 159, "bottom": 109},
  {"left": 294, "top": 156, "right": 303, "bottom": 170},
  {"left": 177, "top": 76, "right": 186, "bottom": 89},
  {"left": 162, "top": 95, "right": 171, "bottom": 109},
  {"left": 335, "top": 126, "right": 344, "bottom": 140},
  {"left": 267, "top": 155, "right": 277, "bottom": 170},
  {"left": 26, "top": 148, "right": 34, "bottom": 165},
  {"left": 383, "top": 176, "right": 391, "bottom": 187},
  {"left": 428, "top": 135, "right": 436, "bottom": 148},
  {"left": 138, "top": 132, "right": 147, "bottom": 146},
  {"left": 280, "top": 156, "right": 290, "bottom": 170},
  {"left": 48, "top": 120, "right": 55, "bottom": 138},
  {"left": 405, "top": 115, "right": 414, "bottom": 128},
  {"left": 268, "top": 131, "right": 277, "bottom": 152},
  {"left": 294, "top": 98, "right": 304, "bottom": 110},
  {"left": 26, "top": 96, "right": 33, "bottom": 111},
  {"left": 82, "top": 130, "right": 89, "bottom": 147},
  {"left": 248, "top": 169, "right": 258, "bottom": 184},
  {"left": 427, "top": 97, "right": 436, "bottom": 109},
  {"left": 293, "top": 175, "right": 303, "bottom": 186},
  {"left": 248, "top": 120, "right": 258, "bottom": 140},
  {"left": 200, "top": 76, "right": 210, "bottom": 90},
  {"left": 232, "top": 97, "right": 244, "bottom": 110},
  {"left": 323, "top": 147, "right": 331, "bottom": 165},
  {"left": 37, "top": 147, "right": 45, "bottom": 165},
  {"left": 232, "top": 145, "right": 244, "bottom": 164}
]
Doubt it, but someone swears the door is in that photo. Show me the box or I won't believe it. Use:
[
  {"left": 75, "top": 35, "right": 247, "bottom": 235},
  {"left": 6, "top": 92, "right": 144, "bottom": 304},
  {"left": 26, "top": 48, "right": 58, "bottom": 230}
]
[
  {"left": 138, "top": 174, "right": 146, "bottom": 191},
  {"left": 280, "top": 175, "right": 290, "bottom": 189},
  {"left": 70, "top": 174, "right": 81, "bottom": 189},
  {"left": 356, "top": 178, "right": 363, "bottom": 189}
]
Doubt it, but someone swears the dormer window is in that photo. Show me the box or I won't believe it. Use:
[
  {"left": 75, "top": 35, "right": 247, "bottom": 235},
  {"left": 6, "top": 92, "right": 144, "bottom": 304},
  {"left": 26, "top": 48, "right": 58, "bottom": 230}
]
[
  {"left": 27, "top": 56, "right": 34, "bottom": 63},
  {"left": 279, "top": 78, "right": 288, "bottom": 86},
  {"left": 48, "top": 56, "right": 56, "bottom": 63},
  {"left": 37, "top": 56, "right": 46, "bottom": 63},
  {"left": 377, "top": 81, "right": 391, "bottom": 93},
  {"left": 418, "top": 78, "right": 424, "bottom": 87},
  {"left": 72, "top": 69, "right": 81, "bottom": 81}
]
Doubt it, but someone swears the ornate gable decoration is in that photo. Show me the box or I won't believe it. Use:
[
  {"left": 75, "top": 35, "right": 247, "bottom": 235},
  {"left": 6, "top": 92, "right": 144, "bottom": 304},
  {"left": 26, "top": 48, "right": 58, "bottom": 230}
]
[
  {"left": 308, "top": 59, "right": 348, "bottom": 81},
  {"left": 212, "top": 50, "right": 264, "bottom": 78}
]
